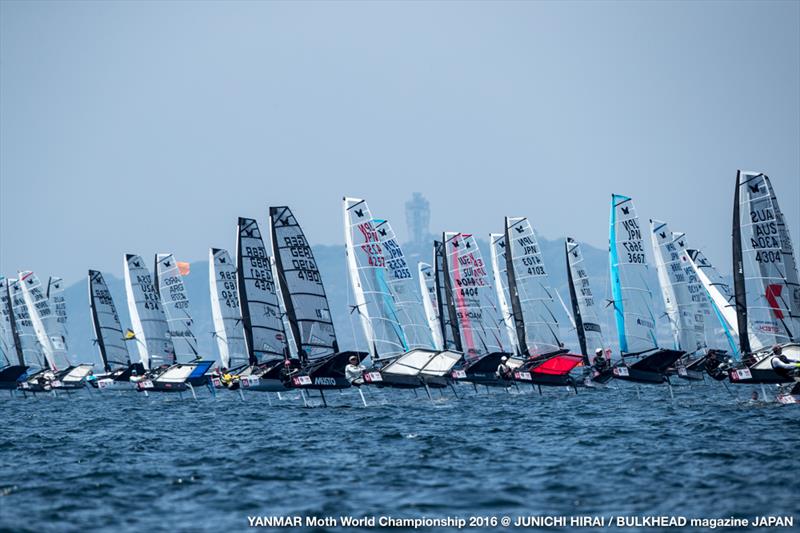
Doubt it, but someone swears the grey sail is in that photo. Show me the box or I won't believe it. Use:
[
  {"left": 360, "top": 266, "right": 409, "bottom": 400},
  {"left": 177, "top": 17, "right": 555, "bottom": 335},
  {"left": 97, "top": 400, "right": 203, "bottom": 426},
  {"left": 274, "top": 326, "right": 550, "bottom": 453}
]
[
  {"left": 88, "top": 270, "right": 131, "bottom": 372},
  {"left": 270, "top": 206, "right": 338, "bottom": 364},
  {"left": 236, "top": 218, "right": 289, "bottom": 365}
]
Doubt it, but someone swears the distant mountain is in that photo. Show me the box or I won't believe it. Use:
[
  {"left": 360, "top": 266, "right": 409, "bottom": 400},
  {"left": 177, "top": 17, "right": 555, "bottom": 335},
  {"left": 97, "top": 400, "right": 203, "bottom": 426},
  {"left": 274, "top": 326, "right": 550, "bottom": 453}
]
[{"left": 60, "top": 237, "right": 674, "bottom": 367}]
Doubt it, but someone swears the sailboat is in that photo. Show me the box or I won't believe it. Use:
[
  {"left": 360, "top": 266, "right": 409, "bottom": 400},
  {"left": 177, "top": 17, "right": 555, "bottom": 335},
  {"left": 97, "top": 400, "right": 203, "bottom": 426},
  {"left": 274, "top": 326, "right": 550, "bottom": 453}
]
[
  {"left": 7, "top": 278, "right": 50, "bottom": 391},
  {"left": 728, "top": 171, "right": 800, "bottom": 386},
  {"left": 500, "top": 217, "right": 583, "bottom": 388},
  {"left": 270, "top": 205, "right": 363, "bottom": 393},
  {"left": 442, "top": 231, "right": 510, "bottom": 385},
  {"left": 88, "top": 270, "right": 140, "bottom": 390},
  {"left": 0, "top": 276, "right": 28, "bottom": 389},
  {"left": 208, "top": 248, "right": 248, "bottom": 377},
  {"left": 650, "top": 222, "right": 708, "bottom": 381},
  {"left": 418, "top": 262, "right": 444, "bottom": 351},
  {"left": 489, "top": 233, "right": 521, "bottom": 355},
  {"left": 153, "top": 253, "right": 215, "bottom": 391},
  {"left": 608, "top": 195, "right": 683, "bottom": 384},
  {"left": 19, "top": 271, "right": 93, "bottom": 390},
  {"left": 685, "top": 248, "right": 741, "bottom": 379},
  {"left": 565, "top": 237, "right": 614, "bottom": 385},
  {"left": 343, "top": 198, "right": 459, "bottom": 390},
  {"left": 230, "top": 218, "right": 292, "bottom": 392},
  {"left": 46, "top": 277, "right": 69, "bottom": 355}
]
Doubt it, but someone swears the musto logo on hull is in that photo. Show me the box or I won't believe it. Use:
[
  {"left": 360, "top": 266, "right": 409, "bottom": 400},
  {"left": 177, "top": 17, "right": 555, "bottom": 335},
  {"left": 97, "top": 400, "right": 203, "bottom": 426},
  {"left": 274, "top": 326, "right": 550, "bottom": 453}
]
[{"left": 314, "top": 377, "right": 336, "bottom": 386}]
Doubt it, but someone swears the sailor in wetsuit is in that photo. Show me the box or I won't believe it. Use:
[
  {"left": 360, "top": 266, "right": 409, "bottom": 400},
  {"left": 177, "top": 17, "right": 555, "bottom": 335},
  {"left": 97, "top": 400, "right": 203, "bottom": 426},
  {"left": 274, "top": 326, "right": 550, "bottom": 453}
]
[
  {"left": 592, "top": 348, "right": 609, "bottom": 373},
  {"left": 769, "top": 345, "right": 800, "bottom": 378},
  {"left": 344, "top": 355, "right": 366, "bottom": 386},
  {"left": 496, "top": 356, "right": 512, "bottom": 380}
]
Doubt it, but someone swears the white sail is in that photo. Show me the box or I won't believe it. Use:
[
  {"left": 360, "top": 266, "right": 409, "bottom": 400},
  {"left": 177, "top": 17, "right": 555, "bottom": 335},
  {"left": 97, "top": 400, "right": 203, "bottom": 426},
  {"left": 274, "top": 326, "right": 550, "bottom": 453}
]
[
  {"left": 609, "top": 194, "right": 659, "bottom": 355},
  {"left": 489, "top": 233, "right": 519, "bottom": 354},
  {"left": 46, "top": 277, "right": 68, "bottom": 352},
  {"left": 344, "top": 198, "right": 407, "bottom": 362},
  {"left": 565, "top": 238, "right": 607, "bottom": 359},
  {"left": 650, "top": 221, "right": 699, "bottom": 353},
  {"left": 270, "top": 206, "right": 338, "bottom": 362},
  {"left": 444, "top": 232, "right": 506, "bottom": 365},
  {"left": 124, "top": 254, "right": 174, "bottom": 370},
  {"left": 88, "top": 270, "right": 131, "bottom": 372},
  {"left": 736, "top": 172, "right": 800, "bottom": 347},
  {"left": 374, "top": 217, "right": 436, "bottom": 351},
  {"left": 504, "top": 216, "right": 561, "bottom": 357},
  {"left": 19, "top": 271, "right": 72, "bottom": 370},
  {"left": 236, "top": 218, "right": 288, "bottom": 364},
  {"left": 209, "top": 248, "right": 248, "bottom": 370},
  {"left": 155, "top": 254, "right": 199, "bottom": 364},
  {"left": 686, "top": 249, "right": 745, "bottom": 357},
  {"left": 418, "top": 262, "right": 444, "bottom": 350},
  {"left": 8, "top": 279, "right": 46, "bottom": 370},
  {"left": 271, "top": 255, "right": 298, "bottom": 359}
]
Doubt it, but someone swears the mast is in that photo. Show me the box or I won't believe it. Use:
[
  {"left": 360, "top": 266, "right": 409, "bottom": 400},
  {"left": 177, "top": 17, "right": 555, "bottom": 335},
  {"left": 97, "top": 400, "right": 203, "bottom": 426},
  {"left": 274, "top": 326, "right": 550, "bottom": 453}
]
[
  {"left": 731, "top": 170, "right": 751, "bottom": 355},
  {"left": 566, "top": 239, "right": 588, "bottom": 358},
  {"left": 503, "top": 218, "right": 529, "bottom": 355},
  {"left": 88, "top": 269, "right": 130, "bottom": 373}
]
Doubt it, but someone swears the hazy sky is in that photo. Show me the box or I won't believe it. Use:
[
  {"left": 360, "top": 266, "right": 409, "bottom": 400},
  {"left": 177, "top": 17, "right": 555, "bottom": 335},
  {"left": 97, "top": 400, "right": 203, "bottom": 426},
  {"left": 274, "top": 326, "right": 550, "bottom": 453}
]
[{"left": 2, "top": 1, "right": 798, "bottom": 284}]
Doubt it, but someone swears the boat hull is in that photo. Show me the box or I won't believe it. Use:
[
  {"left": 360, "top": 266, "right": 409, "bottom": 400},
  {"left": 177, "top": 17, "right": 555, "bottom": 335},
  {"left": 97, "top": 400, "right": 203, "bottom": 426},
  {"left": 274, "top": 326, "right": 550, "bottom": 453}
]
[{"left": 0, "top": 365, "right": 28, "bottom": 389}]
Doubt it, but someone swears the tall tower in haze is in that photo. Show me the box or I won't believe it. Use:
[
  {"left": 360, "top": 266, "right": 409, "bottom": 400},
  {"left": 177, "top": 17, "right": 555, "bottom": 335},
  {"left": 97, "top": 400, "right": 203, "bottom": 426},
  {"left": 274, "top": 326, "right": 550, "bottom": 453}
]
[{"left": 405, "top": 192, "right": 430, "bottom": 247}]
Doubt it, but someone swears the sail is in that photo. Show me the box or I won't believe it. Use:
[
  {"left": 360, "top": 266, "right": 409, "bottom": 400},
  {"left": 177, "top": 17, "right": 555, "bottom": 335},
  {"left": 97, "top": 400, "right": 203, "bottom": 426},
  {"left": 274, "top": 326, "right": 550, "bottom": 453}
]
[
  {"left": 434, "top": 240, "right": 461, "bottom": 351},
  {"left": 155, "top": 253, "right": 199, "bottom": 364},
  {"left": 0, "top": 276, "right": 17, "bottom": 366},
  {"left": 209, "top": 248, "right": 248, "bottom": 370},
  {"left": 565, "top": 238, "right": 607, "bottom": 359},
  {"left": 46, "top": 277, "right": 68, "bottom": 352},
  {"left": 650, "top": 221, "right": 699, "bottom": 353},
  {"left": 733, "top": 171, "right": 800, "bottom": 351},
  {"left": 8, "top": 279, "right": 46, "bottom": 370},
  {"left": 124, "top": 254, "right": 174, "bottom": 370},
  {"left": 418, "top": 262, "right": 444, "bottom": 350},
  {"left": 344, "top": 198, "right": 407, "bottom": 361},
  {"left": 19, "top": 271, "right": 72, "bottom": 370},
  {"left": 374, "top": 217, "right": 437, "bottom": 352},
  {"left": 236, "top": 218, "right": 288, "bottom": 364},
  {"left": 270, "top": 206, "right": 337, "bottom": 363},
  {"left": 686, "top": 249, "right": 742, "bottom": 357},
  {"left": 88, "top": 270, "right": 131, "bottom": 372},
  {"left": 444, "top": 232, "right": 505, "bottom": 364},
  {"left": 504, "top": 216, "right": 561, "bottom": 357},
  {"left": 489, "top": 233, "right": 520, "bottom": 354},
  {"left": 609, "top": 194, "right": 659, "bottom": 355}
]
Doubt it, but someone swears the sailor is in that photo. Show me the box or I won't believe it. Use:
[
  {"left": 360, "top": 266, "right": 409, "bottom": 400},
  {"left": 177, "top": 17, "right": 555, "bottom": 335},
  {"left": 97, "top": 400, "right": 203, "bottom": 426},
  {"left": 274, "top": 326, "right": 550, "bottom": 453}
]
[
  {"left": 345, "top": 355, "right": 365, "bottom": 385},
  {"left": 770, "top": 353, "right": 800, "bottom": 379},
  {"left": 496, "top": 356, "right": 512, "bottom": 380},
  {"left": 593, "top": 348, "right": 608, "bottom": 371},
  {"left": 751, "top": 390, "right": 759, "bottom": 402}
]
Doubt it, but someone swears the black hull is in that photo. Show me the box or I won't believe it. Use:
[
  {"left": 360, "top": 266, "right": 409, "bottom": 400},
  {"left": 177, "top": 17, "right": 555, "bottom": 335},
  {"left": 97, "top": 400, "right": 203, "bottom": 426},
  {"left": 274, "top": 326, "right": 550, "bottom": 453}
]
[
  {"left": 614, "top": 349, "right": 684, "bottom": 384},
  {"left": 514, "top": 372, "right": 576, "bottom": 387},
  {"left": 290, "top": 351, "right": 367, "bottom": 390},
  {"left": 729, "top": 367, "right": 793, "bottom": 385},
  {"left": 0, "top": 365, "right": 28, "bottom": 389}
]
